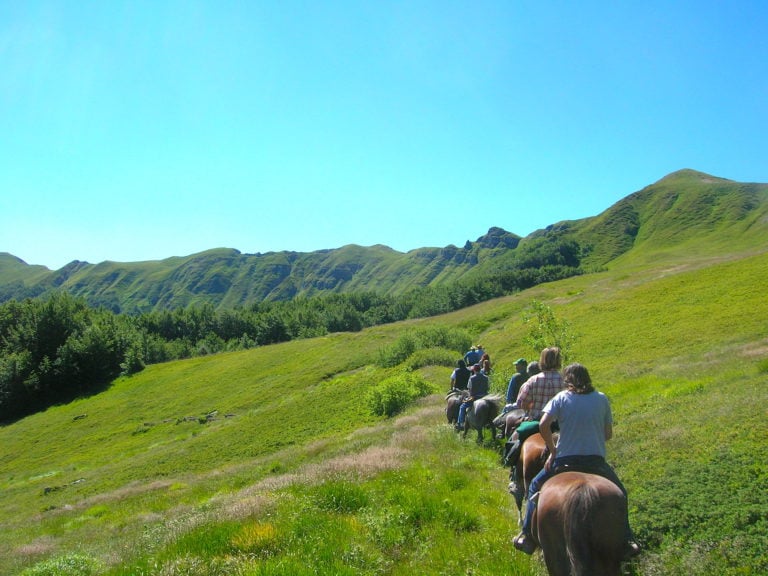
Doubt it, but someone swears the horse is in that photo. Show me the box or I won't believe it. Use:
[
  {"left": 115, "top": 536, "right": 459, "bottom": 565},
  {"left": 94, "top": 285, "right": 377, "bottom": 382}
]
[
  {"left": 510, "top": 432, "right": 553, "bottom": 523},
  {"left": 494, "top": 407, "right": 525, "bottom": 438},
  {"left": 462, "top": 394, "right": 503, "bottom": 443},
  {"left": 533, "top": 471, "right": 627, "bottom": 576},
  {"left": 445, "top": 389, "right": 469, "bottom": 424}
]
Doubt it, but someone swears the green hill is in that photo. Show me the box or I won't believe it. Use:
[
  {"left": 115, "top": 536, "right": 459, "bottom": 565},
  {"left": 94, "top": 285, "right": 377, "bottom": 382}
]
[
  {"left": 1, "top": 197, "right": 766, "bottom": 575},
  {"left": 3, "top": 169, "right": 766, "bottom": 314}
]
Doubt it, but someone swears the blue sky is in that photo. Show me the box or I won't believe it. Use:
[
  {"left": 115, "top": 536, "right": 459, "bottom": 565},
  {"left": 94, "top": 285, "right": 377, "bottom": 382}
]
[{"left": 2, "top": 1, "right": 766, "bottom": 270}]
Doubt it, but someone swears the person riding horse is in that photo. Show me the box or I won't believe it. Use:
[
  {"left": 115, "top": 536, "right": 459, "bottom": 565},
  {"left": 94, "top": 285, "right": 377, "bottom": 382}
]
[
  {"left": 504, "top": 347, "right": 564, "bottom": 492},
  {"left": 505, "top": 358, "right": 528, "bottom": 406},
  {"left": 512, "top": 362, "right": 641, "bottom": 559},
  {"left": 455, "top": 363, "right": 489, "bottom": 431},
  {"left": 449, "top": 359, "right": 471, "bottom": 391}
]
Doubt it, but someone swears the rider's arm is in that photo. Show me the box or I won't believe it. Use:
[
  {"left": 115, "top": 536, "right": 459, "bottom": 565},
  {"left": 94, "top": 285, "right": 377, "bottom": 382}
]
[
  {"left": 516, "top": 383, "right": 532, "bottom": 412},
  {"left": 604, "top": 421, "right": 613, "bottom": 441},
  {"left": 539, "top": 411, "right": 557, "bottom": 455}
]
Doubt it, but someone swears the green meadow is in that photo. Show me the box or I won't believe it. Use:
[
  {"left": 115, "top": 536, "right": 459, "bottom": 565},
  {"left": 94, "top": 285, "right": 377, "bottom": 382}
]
[{"left": 1, "top": 245, "right": 767, "bottom": 575}]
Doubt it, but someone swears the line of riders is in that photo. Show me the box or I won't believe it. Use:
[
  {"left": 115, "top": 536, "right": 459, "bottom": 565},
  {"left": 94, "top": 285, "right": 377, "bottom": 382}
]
[{"left": 447, "top": 345, "right": 641, "bottom": 561}]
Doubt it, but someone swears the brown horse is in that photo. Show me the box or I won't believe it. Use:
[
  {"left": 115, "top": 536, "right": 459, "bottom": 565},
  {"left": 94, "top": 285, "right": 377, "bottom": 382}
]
[
  {"left": 445, "top": 389, "right": 468, "bottom": 424},
  {"left": 493, "top": 407, "right": 525, "bottom": 439},
  {"left": 533, "top": 471, "right": 627, "bottom": 576},
  {"left": 510, "top": 432, "right": 551, "bottom": 522}
]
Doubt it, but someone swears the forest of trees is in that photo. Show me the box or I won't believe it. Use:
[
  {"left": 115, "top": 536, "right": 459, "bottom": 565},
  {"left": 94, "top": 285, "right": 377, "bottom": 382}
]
[{"left": 0, "top": 260, "right": 581, "bottom": 422}]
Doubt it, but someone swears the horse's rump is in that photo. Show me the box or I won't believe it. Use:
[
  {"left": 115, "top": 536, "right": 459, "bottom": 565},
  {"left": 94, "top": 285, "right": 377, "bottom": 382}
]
[
  {"left": 521, "top": 433, "right": 548, "bottom": 487},
  {"left": 462, "top": 394, "right": 503, "bottom": 442},
  {"left": 474, "top": 393, "right": 503, "bottom": 411},
  {"left": 493, "top": 407, "right": 525, "bottom": 432},
  {"left": 445, "top": 389, "right": 469, "bottom": 423},
  {"left": 537, "top": 472, "right": 626, "bottom": 576},
  {"left": 445, "top": 389, "right": 469, "bottom": 401}
]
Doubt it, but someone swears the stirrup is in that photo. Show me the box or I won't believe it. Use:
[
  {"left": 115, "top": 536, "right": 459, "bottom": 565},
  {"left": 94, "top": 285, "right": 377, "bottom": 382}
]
[
  {"left": 623, "top": 539, "right": 641, "bottom": 559},
  {"left": 513, "top": 532, "right": 536, "bottom": 555}
]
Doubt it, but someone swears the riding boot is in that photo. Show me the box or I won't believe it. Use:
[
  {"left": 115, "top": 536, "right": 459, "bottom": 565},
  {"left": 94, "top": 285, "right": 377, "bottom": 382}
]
[
  {"left": 623, "top": 539, "right": 642, "bottom": 559},
  {"left": 504, "top": 439, "right": 520, "bottom": 467},
  {"left": 513, "top": 491, "right": 539, "bottom": 555},
  {"left": 507, "top": 464, "right": 519, "bottom": 494},
  {"left": 623, "top": 527, "right": 642, "bottom": 559}
]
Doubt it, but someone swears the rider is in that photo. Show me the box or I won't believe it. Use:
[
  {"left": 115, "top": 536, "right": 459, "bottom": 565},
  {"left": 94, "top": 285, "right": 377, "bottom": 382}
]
[
  {"left": 480, "top": 352, "right": 492, "bottom": 375},
  {"left": 455, "top": 364, "right": 489, "bottom": 431},
  {"left": 449, "top": 359, "right": 471, "bottom": 391},
  {"left": 463, "top": 345, "right": 482, "bottom": 366},
  {"left": 504, "top": 347, "right": 564, "bottom": 491},
  {"left": 512, "top": 363, "right": 641, "bottom": 558},
  {"left": 495, "top": 358, "right": 529, "bottom": 439},
  {"left": 526, "top": 360, "right": 541, "bottom": 380},
  {"left": 505, "top": 358, "right": 528, "bottom": 406}
]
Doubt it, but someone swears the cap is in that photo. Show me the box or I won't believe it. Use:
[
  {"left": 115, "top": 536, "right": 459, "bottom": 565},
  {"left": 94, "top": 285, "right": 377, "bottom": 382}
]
[{"left": 515, "top": 358, "right": 527, "bottom": 365}]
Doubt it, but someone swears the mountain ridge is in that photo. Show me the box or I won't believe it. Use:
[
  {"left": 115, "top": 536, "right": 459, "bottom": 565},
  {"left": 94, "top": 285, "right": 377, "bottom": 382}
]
[{"left": 2, "top": 169, "right": 767, "bottom": 312}]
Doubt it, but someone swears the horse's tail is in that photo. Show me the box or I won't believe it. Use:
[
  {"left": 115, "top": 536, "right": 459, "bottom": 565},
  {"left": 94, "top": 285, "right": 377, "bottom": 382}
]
[{"left": 561, "top": 483, "right": 599, "bottom": 576}]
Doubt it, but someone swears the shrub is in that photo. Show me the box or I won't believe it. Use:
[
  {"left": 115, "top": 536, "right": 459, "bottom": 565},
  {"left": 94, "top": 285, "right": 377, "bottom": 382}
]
[
  {"left": 404, "top": 347, "right": 457, "bottom": 371},
  {"left": 376, "top": 333, "right": 418, "bottom": 368},
  {"left": 20, "top": 553, "right": 102, "bottom": 576},
  {"left": 411, "top": 325, "right": 472, "bottom": 352},
  {"left": 366, "top": 372, "right": 433, "bottom": 417},
  {"left": 376, "top": 326, "right": 472, "bottom": 368},
  {"left": 522, "top": 299, "right": 578, "bottom": 363}
]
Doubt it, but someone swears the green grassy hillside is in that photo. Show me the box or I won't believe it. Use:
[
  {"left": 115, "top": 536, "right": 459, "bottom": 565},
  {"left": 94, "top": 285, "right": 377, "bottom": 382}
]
[
  {"left": 1, "top": 235, "right": 767, "bottom": 574},
  {"left": 4, "top": 170, "right": 765, "bottom": 314},
  {"left": 578, "top": 169, "right": 768, "bottom": 267}
]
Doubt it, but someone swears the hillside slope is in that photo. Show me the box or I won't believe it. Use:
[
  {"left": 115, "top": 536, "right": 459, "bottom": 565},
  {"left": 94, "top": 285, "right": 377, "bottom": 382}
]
[
  {"left": 518, "top": 169, "right": 768, "bottom": 269},
  {"left": 0, "top": 230, "right": 521, "bottom": 313},
  {"left": 1, "top": 233, "right": 766, "bottom": 574},
  {"left": 1, "top": 169, "right": 766, "bottom": 315}
]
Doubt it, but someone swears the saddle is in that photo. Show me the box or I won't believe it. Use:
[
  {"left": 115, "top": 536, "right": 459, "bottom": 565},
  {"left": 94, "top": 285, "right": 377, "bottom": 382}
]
[{"left": 552, "top": 456, "right": 614, "bottom": 478}]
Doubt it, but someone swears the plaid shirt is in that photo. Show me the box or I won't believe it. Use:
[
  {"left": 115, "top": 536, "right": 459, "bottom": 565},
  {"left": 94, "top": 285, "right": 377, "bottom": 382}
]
[{"left": 516, "top": 371, "right": 564, "bottom": 420}]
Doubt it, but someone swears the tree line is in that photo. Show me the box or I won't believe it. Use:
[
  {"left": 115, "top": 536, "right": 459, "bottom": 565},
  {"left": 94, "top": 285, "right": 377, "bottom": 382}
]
[{"left": 0, "top": 261, "right": 581, "bottom": 422}]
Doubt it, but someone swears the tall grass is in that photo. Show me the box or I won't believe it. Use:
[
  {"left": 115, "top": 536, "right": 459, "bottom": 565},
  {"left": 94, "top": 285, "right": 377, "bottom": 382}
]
[
  {"left": 2, "top": 248, "right": 767, "bottom": 575},
  {"left": 101, "top": 416, "right": 536, "bottom": 576}
]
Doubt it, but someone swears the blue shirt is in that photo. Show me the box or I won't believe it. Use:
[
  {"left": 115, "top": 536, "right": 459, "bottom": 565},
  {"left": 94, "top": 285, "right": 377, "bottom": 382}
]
[
  {"left": 468, "top": 372, "right": 489, "bottom": 398},
  {"left": 506, "top": 372, "right": 526, "bottom": 404},
  {"left": 543, "top": 389, "right": 612, "bottom": 458}
]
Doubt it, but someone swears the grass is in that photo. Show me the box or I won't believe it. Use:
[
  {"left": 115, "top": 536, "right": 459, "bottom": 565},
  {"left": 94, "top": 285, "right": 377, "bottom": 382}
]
[
  {"left": 100, "top": 409, "right": 536, "bottom": 576},
  {"left": 2, "top": 244, "right": 768, "bottom": 574}
]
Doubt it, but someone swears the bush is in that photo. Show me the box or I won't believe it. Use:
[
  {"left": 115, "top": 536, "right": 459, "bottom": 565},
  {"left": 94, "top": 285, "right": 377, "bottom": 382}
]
[
  {"left": 376, "top": 326, "right": 472, "bottom": 368},
  {"left": 366, "top": 372, "right": 433, "bottom": 417},
  {"left": 405, "top": 347, "right": 457, "bottom": 371},
  {"left": 376, "top": 333, "right": 418, "bottom": 368},
  {"left": 20, "top": 553, "right": 102, "bottom": 576},
  {"left": 522, "top": 299, "right": 578, "bottom": 363}
]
